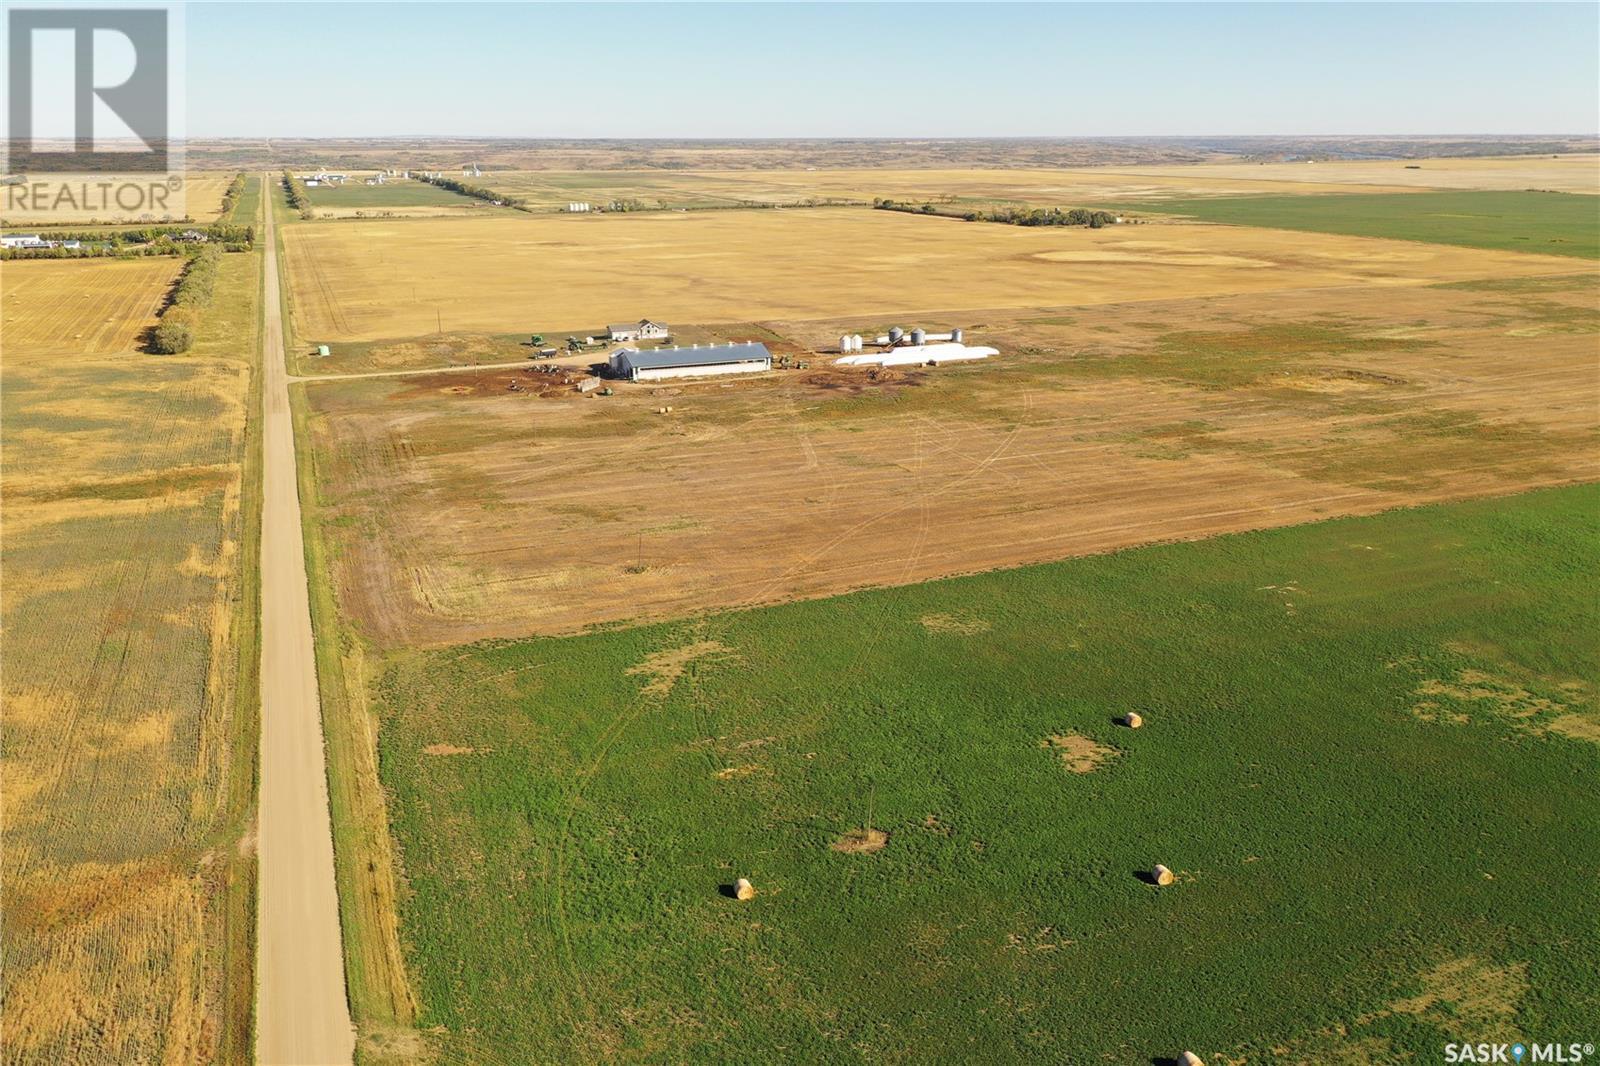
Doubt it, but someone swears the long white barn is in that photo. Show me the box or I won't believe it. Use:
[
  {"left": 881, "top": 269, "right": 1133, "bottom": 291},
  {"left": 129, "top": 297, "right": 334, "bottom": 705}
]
[{"left": 610, "top": 342, "right": 772, "bottom": 382}]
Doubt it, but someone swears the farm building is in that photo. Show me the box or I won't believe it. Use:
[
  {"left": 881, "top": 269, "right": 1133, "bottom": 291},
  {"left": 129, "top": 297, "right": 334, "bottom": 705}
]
[
  {"left": 610, "top": 342, "right": 771, "bottom": 382},
  {"left": 606, "top": 319, "right": 671, "bottom": 343}
]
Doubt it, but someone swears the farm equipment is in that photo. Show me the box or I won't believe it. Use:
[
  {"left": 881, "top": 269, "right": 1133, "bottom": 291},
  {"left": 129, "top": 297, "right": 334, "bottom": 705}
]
[{"left": 530, "top": 333, "right": 544, "bottom": 346}]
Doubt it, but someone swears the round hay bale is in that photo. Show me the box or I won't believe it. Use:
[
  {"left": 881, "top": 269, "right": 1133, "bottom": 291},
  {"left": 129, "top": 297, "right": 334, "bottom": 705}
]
[
  {"left": 1122, "top": 712, "right": 1143, "bottom": 729},
  {"left": 1152, "top": 864, "right": 1175, "bottom": 887},
  {"left": 1179, "top": 1053, "right": 1205, "bottom": 1066},
  {"left": 734, "top": 878, "right": 756, "bottom": 901}
]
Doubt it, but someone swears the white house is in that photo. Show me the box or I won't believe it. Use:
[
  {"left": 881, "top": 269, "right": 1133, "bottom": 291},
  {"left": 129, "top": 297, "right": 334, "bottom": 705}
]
[{"left": 606, "top": 319, "right": 671, "bottom": 343}]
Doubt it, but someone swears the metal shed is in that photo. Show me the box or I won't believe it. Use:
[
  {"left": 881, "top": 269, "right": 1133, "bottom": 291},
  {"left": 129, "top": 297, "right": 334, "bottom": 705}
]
[{"left": 610, "top": 342, "right": 772, "bottom": 382}]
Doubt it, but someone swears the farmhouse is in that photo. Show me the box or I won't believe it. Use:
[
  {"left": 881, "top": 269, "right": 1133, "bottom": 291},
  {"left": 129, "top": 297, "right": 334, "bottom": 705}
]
[
  {"left": 610, "top": 341, "right": 771, "bottom": 382},
  {"left": 1, "top": 234, "right": 48, "bottom": 248},
  {"left": 606, "top": 319, "right": 671, "bottom": 343}
]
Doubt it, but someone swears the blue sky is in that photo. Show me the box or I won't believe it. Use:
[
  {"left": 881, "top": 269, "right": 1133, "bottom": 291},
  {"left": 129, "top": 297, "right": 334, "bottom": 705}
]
[{"left": 187, "top": 3, "right": 1600, "bottom": 137}]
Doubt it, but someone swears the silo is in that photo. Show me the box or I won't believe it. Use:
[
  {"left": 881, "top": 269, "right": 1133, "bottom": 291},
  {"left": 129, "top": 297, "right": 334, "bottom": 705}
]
[
  {"left": 951, "top": 327, "right": 964, "bottom": 344},
  {"left": 851, "top": 334, "right": 863, "bottom": 352},
  {"left": 910, "top": 328, "right": 926, "bottom": 346},
  {"left": 889, "top": 326, "right": 904, "bottom": 345},
  {"left": 840, "top": 335, "right": 852, "bottom": 353}
]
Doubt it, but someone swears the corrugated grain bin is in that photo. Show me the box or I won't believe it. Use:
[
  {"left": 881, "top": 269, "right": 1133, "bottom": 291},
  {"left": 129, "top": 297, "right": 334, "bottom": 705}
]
[
  {"left": 951, "top": 327, "right": 964, "bottom": 344},
  {"left": 911, "top": 327, "right": 926, "bottom": 345}
]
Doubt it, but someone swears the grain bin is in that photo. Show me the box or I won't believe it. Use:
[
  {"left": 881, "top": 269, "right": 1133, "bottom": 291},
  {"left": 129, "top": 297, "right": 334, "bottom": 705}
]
[
  {"left": 840, "top": 335, "right": 852, "bottom": 353},
  {"left": 910, "top": 327, "right": 926, "bottom": 345},
  {"left": 951, "top": 327, "right": 964, "bottom": 344},
  {"left": 1151, "top": 864, "right": 1174, "bottom": 886},
  {"left": 888, "top": 326, "right": 904, "bottom": 345},
  {"left": 734, "top": 878, "right": 756, "bottom": 901},
  {"left": 851, "top": 334, "right": 863, "bottom": 351}
]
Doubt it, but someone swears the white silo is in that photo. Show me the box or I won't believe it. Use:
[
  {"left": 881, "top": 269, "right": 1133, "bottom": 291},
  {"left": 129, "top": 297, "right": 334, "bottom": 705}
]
[
  {"left": 851, "top": 334, "right": 863, "bottom": 352},
  {"left": 840, "top": 334, "right": 852, "bottom": 353},
  {"left": 951, "top": 327, "right": 964, "bottom": 344}
]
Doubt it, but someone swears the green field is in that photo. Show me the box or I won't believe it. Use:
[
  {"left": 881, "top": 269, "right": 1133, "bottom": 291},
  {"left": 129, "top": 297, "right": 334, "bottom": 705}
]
[
  {"left": 303, "top": 180, "right": 479, "bottom": 208},
  {"left": 373, "top": 484, "right": 1600, "bottom": 1063},
  {"left": 227, "top": 174, "right": 261, "bottom": 223},
  {"left": 1121, "top": 190, "right": 1600, "bottom": 258}
]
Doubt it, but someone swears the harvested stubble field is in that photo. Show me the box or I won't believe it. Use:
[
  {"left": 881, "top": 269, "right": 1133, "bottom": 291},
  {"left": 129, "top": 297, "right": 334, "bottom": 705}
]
[
  {"left": 0, "top": 171, "right": 239, "bottom": 225},
  {"left": 280, "top": 208, "right": 1576, "bottom": 344},
  {"left": 1, "top": 248, "right": 260, "bottom": 1063},
  {"left": 0, "top": 257, "right": 180, "bottom": 355},
  {"left": 300, "top": 272, "right": 1599, "bottom": 648},
  {"left": 372, "top": 483, "right": 1600, "bottom": 1063},
  {"left": 477, "top": 165, "right": 1407, "bottom": 211}
]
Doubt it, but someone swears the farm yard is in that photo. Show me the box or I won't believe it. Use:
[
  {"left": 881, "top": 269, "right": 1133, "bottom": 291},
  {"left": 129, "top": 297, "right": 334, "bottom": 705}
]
[
  {"left": 0, "top": 244, "right": 261, "bottom": 1063},
  {"left": 270, "top": 142, "right": 1600, "bottom": 1064},
  {"left": 372, "top": 483, "right": 1600, "bottom": 1063},
  {"left": 298, "top": 272, "right": 1599, "bottom": 646},
  {"left": 278, "top": 207, "right": 1577, "bottom": 344},
  {"left": 0, "top": 257, "right": 180, "bottom": 355}
]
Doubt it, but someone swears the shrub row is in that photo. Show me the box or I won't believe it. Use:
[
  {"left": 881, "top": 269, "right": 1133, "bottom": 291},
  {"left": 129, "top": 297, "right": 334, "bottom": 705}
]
[
  {"left": 282, "top": 171, "right": 313, "bottom": 218},
  {"left": 873, "top": 199, "right": 1120, "bottom": 228},
  {"left": 0, "top": 222, "right": 254, "bottom": 260},
  {"left": 416, "top": 173, "right": 527, "bottom": 211},
  {"left": 150, "top": 245, "right": 224, "bottom": 354},
  {"left": 219, "top": 173, "right": 247, "bottom": 218}
]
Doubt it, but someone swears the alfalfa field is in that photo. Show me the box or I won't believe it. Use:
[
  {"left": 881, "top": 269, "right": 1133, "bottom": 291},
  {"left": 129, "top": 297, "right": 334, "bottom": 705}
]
[
  {"left": 0, "top": 248, "right": 262, "bottom": 1065},
  {"left": 373, "top": 481, "right": 1600, "bottom": 1063}
]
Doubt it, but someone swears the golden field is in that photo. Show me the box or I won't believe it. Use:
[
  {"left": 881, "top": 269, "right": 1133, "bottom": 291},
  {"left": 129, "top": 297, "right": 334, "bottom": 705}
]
[
  {"left": 0, "top": 171, "right": 238, "bottom": 225},
  {"left": 1098, "top": 154, "right": 1600, "bottom": 195},
  {"left": 1, "top": 257, "right": 179, "bottom": 355},
  {"left": 1, "top": 249, "right": 260, "bottom": 1064},
  {"left": 479, "top": 165, "right": 1418, "bottom": 210},
  {"left": 302, "top": 272, "right": 1599, "bottom": 647},
  {"left": 281, "top": 209, "right": 1577, "bottom": 343}
]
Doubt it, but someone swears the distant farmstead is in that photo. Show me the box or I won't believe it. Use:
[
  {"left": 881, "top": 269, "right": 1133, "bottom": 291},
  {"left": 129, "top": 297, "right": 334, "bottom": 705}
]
[
  {"left": 606, "top": 319, "right": 670, "bottom": 343},
  {"left": 610, "top": 342, "right": 771, "bottom": 382}
]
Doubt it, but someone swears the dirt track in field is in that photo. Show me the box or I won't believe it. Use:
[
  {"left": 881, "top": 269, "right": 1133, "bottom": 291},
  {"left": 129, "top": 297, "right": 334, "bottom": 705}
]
[{"left": 302, "top": 275, "right": 1600, "bottom": 648}]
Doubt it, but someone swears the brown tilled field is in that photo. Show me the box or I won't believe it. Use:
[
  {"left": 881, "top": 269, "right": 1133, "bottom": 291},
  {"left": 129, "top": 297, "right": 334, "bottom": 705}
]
[
  {"left": 1, "top": 257, "right": 179, "bottom": 356},
  {"left": 279, "top": 209, "right": 1577, "bottom": 343},
  {"left": 300, "top": 272, "right": 1599, "bottom": 648}
]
